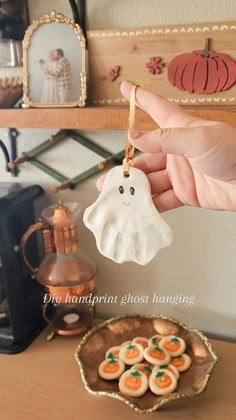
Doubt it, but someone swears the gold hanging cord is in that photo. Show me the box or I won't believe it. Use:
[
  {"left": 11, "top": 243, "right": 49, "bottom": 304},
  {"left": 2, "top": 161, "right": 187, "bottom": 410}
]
[{"left": 123, "top": 85, "right": 138, "bottom": 177}]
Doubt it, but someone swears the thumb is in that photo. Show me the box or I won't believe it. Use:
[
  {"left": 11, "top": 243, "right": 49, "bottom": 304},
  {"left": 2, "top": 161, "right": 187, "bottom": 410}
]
[{"left": 128, "top": 124, "right": 233, "bottom": 157}]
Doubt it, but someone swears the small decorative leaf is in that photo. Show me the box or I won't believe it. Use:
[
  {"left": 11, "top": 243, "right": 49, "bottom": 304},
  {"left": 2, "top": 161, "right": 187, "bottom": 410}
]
[
  {"left": 107, "top": 352, "right": 114, "bottom": 359},
  {"left": 154, "top": 346, "right": 163, "bottom": 352},
  {"left": 108, "top": 358, "right": 117, "bottom": 364},
  {"left": 156, "top": 371, "right": 165, "bottom": 378},
  {"left": 131, "top": 370, "right": 142, "bottom": 377},
  {"left": 145, "top": 366, "right": 152, "bottom": 373},
  {"left": 127, "top": 344, "right": 135, "bottom": 350},
  {"left": 108, "top": 65, "right": 120, "bottom": 81},
  {"left": 171, "top": 337, "right": 180, "bottom": 343},
  {"left": 160, "top": 365, "right": 168, "bottom": 369}
]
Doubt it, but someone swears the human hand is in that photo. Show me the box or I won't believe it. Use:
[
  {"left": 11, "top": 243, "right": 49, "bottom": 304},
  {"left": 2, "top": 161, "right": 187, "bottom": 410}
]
[{"left": 97, "top": 80, "right": 236, "bottom": 212}]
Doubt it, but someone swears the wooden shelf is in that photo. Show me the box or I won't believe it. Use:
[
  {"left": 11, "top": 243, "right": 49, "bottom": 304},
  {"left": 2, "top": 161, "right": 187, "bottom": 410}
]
[{"left": 0, "top": 106, "right": 235, "bottom": 130}]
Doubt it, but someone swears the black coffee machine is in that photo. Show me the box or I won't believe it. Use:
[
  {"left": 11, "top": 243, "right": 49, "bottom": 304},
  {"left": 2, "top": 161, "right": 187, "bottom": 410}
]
[{"left": 0, "top": 183, "right": 47, "bottom": 353}]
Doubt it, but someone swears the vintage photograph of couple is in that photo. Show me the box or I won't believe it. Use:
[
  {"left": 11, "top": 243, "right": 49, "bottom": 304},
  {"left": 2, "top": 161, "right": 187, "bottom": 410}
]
[
  {"left": 39, "top": 48, "right": 72, "bottom": 103},
  {"left": 27, "top": 20, "right": 84, "bottom": 105}
]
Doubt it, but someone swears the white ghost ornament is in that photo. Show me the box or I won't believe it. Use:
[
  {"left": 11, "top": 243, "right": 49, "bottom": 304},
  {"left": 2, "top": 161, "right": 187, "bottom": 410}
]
[{"left": 83, "top": 166, "right": 173, "bottom": 265}]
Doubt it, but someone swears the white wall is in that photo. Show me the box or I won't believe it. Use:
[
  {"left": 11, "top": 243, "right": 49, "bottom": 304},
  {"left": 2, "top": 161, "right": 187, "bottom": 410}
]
[
  {"left": 0, "top": 0, "right": 236, "bottom": 339},
  {"left": 28, "top": 0, "right": 236, "bottom": 29}
]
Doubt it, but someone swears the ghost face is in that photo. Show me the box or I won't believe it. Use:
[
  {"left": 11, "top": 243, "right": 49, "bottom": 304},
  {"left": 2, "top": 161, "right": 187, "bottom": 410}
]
[
  {"left": 83, "top": 166, "right": 172, "bottom": 265},
  {"left": 102, "top": 168, "right": 153, "bottom": 221}
]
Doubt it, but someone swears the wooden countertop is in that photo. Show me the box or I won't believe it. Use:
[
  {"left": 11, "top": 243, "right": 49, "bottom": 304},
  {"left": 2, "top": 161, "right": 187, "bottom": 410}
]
[{"left": 1, "top": 325, "right": 236, "bottom": 420}]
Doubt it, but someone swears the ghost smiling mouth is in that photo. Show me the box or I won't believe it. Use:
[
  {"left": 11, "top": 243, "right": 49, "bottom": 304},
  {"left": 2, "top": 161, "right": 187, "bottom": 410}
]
[{"left": 123, "top": 201, "right": 130, "bottom": 206}]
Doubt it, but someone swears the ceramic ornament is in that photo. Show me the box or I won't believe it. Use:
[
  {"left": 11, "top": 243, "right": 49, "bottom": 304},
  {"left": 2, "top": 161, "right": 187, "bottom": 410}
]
[
  {"left": 83, "top": 165, "right": 172, "bottom": 265},
  {"left": 84, "top": 85, "right": 172, "bottom": 265}
]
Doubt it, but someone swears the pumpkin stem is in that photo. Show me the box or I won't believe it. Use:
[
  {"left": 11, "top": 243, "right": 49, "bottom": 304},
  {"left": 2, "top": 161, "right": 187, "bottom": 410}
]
[{"left": 203, "top": 38, "right": 209, "bottom": 57}]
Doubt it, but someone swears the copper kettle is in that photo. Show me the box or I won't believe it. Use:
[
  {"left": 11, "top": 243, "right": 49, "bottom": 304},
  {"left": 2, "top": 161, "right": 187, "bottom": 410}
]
[{"left": 20, "top": 201, "right": 96, "bottom": 339}]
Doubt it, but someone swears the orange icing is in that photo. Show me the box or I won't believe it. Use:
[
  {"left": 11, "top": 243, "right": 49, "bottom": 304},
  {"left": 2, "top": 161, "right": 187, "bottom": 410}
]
[
  {"left": 155, "top": 373, "right": 172, "bottom": 389},
  {"left": 164, "top": 340, "right": 180, "bottom": 352},
  {"left": 149, "top": 348, "right": 166, "bottom": 360},
  {"left": 171, "top": 357, "right": 185, "bottom": 367},
  {"left": 125, "top": 347, "right": 140, "bottom": 359},
  {"left": 124, "top": 374, "right": 142, "bottom": 390},
  {"left": 112, "top": 349, "right": 120, "bottom": 358},
  {"left": 103, "top": 361, "right": 120, "bottom": 373}
]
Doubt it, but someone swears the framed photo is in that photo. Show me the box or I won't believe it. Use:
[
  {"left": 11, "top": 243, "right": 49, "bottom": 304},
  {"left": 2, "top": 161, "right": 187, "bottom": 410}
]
[{"left": 22, "top": 10, "right": 87, "bottom": 108}]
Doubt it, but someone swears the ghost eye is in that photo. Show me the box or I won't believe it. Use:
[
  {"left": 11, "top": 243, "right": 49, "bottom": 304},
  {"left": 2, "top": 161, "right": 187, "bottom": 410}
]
[
  {"left": 130, "top": 187, "right": 135, "bottom": 195},
  {"left": 119, "top": 186, "right": 124, "bottom": 194}
]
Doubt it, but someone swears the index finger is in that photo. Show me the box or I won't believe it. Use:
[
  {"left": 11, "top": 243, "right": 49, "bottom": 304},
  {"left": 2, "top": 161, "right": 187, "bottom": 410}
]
[{"left": 120, "top": 80, "right": 206, "bottom": 129}]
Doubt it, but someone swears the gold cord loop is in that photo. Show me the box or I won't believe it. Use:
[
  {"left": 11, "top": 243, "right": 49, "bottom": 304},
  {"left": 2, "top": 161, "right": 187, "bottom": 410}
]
[{"left": 123, "top": 85, "right": 138, "bottom": 177}]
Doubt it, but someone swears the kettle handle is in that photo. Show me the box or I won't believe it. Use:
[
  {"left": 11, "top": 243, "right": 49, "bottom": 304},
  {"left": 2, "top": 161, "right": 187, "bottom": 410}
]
[{"left": 20, "top": 219, "right": 46, "bottom": 276}]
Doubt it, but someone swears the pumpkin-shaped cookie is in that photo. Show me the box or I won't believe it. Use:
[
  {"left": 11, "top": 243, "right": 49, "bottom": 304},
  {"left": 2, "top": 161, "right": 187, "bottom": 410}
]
[
  {"left": 170, "top": 353, "right": 192, "bottom": 372},
  {"left": 131, "top": 363, "right": 153, "bottom": 378},
  {"left": 144, "top": 346, "right": 170, "bottom": 365},
  {"left": 159, "top": 335, "right": 186, "bottom": 357},
  {"left": 149, "top": 369, "right": 177, "bottom": 395},
  {"left": 119, "top": 343, "right": 144, "bottom": 365},
  {"left": 119, "top": 369, "right": 148, "bottom": 397},
  {"left": 98, "top": 358, "right": 125, "bottom": 380},
  {"left": 132, "top": 337, "right": 149, "bottom": 349},
  {"left": 148, "top": 334, "right": 164, "bottom": 347},
  {"left": 152, "top": 364, "right": 180, "bottom": 380},
  {"left": 105, "top": 346, "right": 120, "bottom": 359}
]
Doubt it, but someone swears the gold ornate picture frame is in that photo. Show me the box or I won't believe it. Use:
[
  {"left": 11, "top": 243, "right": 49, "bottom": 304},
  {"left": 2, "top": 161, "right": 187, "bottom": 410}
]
[{"left": 22, "top": 10, "right": 87, "bottom": 108}]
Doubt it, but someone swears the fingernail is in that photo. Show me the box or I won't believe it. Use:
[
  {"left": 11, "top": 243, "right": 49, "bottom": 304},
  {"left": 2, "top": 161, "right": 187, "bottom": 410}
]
[{"left": 128, "top": 128, "right": 142, "bottom": 139}]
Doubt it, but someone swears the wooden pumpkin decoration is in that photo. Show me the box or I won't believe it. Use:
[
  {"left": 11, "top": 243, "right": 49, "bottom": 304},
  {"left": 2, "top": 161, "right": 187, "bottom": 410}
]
[{"left": 167, "top": 38, "right": 236, "bottom": 94}]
